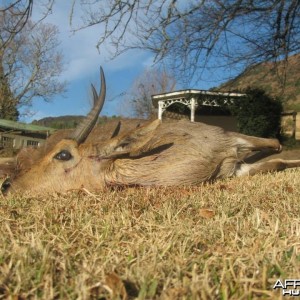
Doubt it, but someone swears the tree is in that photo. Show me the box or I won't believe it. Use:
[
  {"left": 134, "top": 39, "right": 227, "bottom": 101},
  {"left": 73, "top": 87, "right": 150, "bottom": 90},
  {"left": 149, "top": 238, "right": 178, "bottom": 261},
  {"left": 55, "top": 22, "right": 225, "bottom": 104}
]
[
  {"left": 128, "top": 67, "right": 176, "bottom": 118},
  {"left": 0, "top": 0, "right": 34, "bottom": 51},
  {"left": 0, "top": 58, "right": 19, "bottom": 120},
  {"left": 2, "top": 1, "right": 299, "bottom": 88},
  {"left": 230, "top": 88, "right": 283, "bottom": 138},
  {"left": 0, "top": 3, "right": 65, "bottom": 120},
  {"left": 69, "top": 0, "right": 300, "bottom": 85}
]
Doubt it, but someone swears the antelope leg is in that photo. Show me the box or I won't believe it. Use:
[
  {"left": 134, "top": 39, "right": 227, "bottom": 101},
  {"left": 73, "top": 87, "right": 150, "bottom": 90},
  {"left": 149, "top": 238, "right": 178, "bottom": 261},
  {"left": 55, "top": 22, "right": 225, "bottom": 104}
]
[{"left": 236, "top": 159, "right": 300, "bottom": 176}]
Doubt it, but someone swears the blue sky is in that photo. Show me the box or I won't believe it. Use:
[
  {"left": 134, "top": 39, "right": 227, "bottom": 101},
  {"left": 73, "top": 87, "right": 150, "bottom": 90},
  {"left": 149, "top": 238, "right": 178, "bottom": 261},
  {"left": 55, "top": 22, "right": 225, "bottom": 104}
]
[{"left": 19, "top": 2, "right": 225, "bottom": 123}]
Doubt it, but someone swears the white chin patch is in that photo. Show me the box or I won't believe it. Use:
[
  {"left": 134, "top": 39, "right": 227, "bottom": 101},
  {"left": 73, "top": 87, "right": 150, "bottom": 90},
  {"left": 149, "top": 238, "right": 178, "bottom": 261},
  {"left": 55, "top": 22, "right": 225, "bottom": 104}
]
[{"left": 235, "top": 163, "right": 253, "bottom": 176}]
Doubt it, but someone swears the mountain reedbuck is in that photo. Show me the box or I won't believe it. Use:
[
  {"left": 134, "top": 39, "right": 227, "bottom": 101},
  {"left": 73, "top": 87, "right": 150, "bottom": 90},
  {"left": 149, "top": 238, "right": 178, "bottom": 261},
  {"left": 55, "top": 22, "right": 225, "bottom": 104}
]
[{"left": 1, "top": 67, "right": 300, "bottom": 195}]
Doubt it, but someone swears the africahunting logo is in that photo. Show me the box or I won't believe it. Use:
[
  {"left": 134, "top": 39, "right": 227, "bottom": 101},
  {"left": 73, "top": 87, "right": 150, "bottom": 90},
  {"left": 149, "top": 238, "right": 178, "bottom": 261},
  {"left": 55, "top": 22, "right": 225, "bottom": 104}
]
[{"left": 273, "top": 279, "right": 300, "bottom": 296}]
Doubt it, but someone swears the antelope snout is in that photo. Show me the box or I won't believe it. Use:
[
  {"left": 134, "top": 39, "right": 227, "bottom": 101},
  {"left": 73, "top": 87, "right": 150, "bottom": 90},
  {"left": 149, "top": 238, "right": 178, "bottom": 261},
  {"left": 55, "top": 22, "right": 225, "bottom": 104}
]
[{"left": 1, "top": 178, "right": 11, "bottom": 195}]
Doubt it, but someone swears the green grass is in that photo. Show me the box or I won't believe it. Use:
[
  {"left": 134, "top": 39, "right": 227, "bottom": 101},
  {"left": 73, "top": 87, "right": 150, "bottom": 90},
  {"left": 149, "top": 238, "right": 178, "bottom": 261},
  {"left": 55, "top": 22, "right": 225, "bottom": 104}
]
[{"left": 0, "top": 170, "right": 300, "bottom": 299}]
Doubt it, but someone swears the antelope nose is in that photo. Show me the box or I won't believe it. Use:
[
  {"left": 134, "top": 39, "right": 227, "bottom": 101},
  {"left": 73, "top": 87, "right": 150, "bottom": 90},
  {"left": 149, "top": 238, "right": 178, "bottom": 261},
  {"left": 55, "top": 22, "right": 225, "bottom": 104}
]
[{"left": 1, "top": 178, "right": 11, "bottom": 195}]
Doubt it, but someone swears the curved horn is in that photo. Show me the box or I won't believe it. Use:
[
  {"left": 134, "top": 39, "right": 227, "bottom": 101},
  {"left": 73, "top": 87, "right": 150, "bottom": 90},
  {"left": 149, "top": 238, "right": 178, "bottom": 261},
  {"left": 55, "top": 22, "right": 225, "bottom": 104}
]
[{"left": 70, "top": 66, "right": 106, "bottom": 144}]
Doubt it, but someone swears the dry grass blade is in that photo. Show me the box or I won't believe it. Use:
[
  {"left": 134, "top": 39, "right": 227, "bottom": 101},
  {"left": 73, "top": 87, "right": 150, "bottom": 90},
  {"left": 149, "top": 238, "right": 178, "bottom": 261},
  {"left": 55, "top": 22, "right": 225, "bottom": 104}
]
[
  {"left": 0, "top": 169, "right": 299, "bottom": 299},
  {"left": 199, "top": 208, "right": 215, "bottom": 219}
]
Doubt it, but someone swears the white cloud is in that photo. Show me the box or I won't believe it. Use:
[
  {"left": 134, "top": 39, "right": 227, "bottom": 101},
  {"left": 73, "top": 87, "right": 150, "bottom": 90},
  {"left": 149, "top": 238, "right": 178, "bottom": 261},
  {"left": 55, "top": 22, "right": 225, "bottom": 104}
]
[
  {"left": 32, "top": 2, "right": 153, "bottom": 82},
  {"left": 24, "top": 1, "right": 155, "bottom": 123},
  {"left": 32, "top": 3, "right": 100, "bottom": 79}
]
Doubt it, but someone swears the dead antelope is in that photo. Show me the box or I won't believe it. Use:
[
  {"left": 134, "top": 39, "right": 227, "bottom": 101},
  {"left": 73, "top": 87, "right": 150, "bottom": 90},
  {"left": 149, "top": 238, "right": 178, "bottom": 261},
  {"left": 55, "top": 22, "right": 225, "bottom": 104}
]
[{"left": 1, "top": 67, "right": 299, "bottom": 195}]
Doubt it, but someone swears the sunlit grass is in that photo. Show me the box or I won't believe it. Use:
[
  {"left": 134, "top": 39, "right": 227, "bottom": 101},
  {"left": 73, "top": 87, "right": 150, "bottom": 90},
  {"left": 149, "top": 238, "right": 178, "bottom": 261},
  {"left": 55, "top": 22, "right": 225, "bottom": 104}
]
[{"left": 0, "top": 170, "right": 299, "bottom": 299}]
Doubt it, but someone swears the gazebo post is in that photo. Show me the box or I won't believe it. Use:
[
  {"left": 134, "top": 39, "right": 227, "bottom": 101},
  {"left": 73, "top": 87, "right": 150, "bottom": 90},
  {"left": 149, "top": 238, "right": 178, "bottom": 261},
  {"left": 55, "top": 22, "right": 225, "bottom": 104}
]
[
  {"left": 190, "top": 98, "right": 197, "bottom": 122},
  {"left": 158, "top": 101, "right": 164, "bottom": 120}
]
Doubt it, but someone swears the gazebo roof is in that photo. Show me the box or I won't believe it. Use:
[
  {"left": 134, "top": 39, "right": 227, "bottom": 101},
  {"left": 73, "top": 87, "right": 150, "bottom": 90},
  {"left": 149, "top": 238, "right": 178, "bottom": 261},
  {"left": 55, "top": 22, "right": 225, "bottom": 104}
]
[{"left": 151, "top": 89, "right": 245, "bottom": 108}]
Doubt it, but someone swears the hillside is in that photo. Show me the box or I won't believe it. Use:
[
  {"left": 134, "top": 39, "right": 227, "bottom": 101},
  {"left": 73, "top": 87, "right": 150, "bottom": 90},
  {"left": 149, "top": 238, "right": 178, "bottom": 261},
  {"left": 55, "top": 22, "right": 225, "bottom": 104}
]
[
  {"left": 32, "top": 115, "right": 121, "bottom": 129},
  {"left": 32, "top": 115, "right": 84, "bottom": 129},
  {"left": 218, "top": 53, "right": 300, "bottom": 111}
]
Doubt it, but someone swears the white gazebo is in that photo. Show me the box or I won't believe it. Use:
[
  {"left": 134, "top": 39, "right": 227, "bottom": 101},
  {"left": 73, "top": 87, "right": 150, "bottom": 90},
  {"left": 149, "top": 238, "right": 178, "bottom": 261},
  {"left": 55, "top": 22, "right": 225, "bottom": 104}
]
[{"left": 151, "top": 89, "right": 246, "bottom": 122}]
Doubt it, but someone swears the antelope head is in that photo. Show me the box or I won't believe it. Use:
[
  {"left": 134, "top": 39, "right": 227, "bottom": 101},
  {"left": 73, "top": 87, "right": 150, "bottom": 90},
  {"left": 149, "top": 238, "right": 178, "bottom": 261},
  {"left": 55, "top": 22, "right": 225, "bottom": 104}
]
[{"left": 0, "top": 67, "right": 160, "bottom": 195}]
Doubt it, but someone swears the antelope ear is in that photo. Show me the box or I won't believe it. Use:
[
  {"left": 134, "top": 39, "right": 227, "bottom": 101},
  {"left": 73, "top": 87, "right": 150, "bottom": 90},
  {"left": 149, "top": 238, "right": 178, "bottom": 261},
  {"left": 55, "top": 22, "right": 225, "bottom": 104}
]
[
  {"left": 102, "top": 119, "right": 161, "bottom": 157},
  {"left": 110, "top": 121, "right": 121, "bottom": 139}
]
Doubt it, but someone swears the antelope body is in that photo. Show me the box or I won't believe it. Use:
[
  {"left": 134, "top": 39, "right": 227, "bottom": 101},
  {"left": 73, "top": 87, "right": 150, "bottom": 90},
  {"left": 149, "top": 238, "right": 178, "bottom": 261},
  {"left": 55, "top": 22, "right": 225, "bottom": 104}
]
[{"left": 1, "top": 67, "right": 300, "bottom": 195}]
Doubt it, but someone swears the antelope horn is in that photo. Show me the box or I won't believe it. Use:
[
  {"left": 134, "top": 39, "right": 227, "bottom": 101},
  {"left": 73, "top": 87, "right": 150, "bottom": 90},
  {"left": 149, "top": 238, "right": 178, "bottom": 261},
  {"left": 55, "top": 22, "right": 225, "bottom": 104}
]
[
  {"left": 70, "top": 66, "right": 106, "bottom": 144},
  {"left": 110, "top": 121, "right": 121, "bottom": 139}
]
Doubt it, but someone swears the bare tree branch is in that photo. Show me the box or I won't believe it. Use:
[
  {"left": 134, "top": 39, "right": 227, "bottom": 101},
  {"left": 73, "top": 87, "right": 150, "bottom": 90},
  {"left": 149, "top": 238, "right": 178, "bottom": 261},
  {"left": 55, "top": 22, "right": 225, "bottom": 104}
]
[
  {"left": 0, "top": 0, "right": 56, "bottom": 51},
  {"left": 0, "top": 11, "right": 66, "bottom": 119},
  {"left": 0, "top": 0, "right": 33, "bottom": 50},
  {"left": 68, "top": 0, "right": 299, "bottom": 86},
  {"left": 127, "top": 67, "right": 176, "bottom": 118},
  {"left": 2, "top": 1, "right": 299, "bottom": 93}
]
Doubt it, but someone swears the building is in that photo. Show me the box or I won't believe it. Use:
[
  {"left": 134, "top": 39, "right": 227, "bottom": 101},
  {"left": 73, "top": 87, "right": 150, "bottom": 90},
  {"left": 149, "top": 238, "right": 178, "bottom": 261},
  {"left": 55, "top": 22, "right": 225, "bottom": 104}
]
[
  {"left": 151, "top": 90, "right": 298, "bottom": 138},
  {"left": 151, "top": 89, "right": 246, "bottom": 131},
  {"left": 0, "top": 119, "right": 56, "bottom": 150}
]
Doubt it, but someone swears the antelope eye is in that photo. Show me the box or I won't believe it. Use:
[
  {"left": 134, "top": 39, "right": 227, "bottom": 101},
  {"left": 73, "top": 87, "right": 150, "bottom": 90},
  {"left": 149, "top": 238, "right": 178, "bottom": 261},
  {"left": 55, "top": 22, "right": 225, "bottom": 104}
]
[{"left": 54, "top": 150, "right": 73, "bottom": 161}]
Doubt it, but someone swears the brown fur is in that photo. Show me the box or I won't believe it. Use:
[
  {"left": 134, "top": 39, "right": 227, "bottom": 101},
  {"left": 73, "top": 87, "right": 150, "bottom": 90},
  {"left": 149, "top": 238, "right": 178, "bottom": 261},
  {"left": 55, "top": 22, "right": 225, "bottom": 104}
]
[{"left": 1, "top": 118, "right": 299, "bottom": 195}]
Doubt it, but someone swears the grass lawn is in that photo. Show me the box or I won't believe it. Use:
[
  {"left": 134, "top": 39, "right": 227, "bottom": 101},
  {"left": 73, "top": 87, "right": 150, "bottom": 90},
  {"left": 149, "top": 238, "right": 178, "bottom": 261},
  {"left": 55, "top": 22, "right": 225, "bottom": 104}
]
[{"left": 0, "top": 170, "right": 299, "bottom": 299}]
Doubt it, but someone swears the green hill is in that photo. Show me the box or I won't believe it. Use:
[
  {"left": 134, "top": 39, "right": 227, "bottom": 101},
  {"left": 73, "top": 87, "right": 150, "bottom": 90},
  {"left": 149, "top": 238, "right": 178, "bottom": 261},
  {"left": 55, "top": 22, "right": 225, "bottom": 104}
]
[
  {"left": 32, "top": 115, "right": 84, "bottom": 129},
  {"left": 32, "top": 115, "right": 121, "bottom": 129},
  {"left": 217, "top": 53, "right": 300, "bottom": 111}
]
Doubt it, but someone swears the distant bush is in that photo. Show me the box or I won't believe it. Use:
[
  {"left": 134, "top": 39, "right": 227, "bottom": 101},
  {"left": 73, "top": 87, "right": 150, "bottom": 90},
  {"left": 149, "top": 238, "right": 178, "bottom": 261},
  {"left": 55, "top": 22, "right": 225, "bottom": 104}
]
[
  {"left": 230, "top": 88, "right": 283, "bottom": 138},
  {"left": 279, "top": 135, "right": 300, "bottom": 149}
]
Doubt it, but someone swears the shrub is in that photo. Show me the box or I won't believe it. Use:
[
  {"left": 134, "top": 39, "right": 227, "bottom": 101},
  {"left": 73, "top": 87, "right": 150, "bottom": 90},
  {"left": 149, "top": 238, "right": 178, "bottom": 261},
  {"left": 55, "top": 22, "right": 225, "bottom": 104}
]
[{"left": 230, "top": 88, "right": 283, "bottom": 138}]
